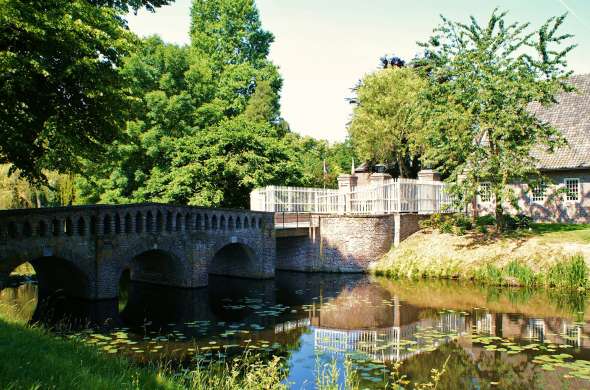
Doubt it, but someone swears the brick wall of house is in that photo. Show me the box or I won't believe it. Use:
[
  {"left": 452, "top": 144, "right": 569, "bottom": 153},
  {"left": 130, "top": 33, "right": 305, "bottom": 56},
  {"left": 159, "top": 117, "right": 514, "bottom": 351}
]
[{"left": 476, "top": 169, "right": 590, "bottom": 223}]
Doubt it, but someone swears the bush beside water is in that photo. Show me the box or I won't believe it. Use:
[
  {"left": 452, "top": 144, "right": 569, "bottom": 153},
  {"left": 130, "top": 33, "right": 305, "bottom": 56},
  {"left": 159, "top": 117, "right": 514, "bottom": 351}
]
[
  {"left": 419, "top": 213, "right": 533, "bottom": 235},
  {"left": 472, "top": 256, "right": 589, "bottom": 290}
]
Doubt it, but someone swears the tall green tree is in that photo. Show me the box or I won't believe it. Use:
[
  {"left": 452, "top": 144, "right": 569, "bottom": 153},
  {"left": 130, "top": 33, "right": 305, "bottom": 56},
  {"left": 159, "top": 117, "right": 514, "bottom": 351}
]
[
  {"left": 0, "top": 0, "right": 136, "bottom": 182},
  {"left": 418, "top": 9, "right": 574, "bottom": 228},
  {"left": 243, "top": 79, "right": 281, "bottom": 125},
  {"left": 77, "top": 0, "right": 303, "bottom": 208},
  {"left": 348, "top": 67, "right": 426, "bottom": 178},
  {"left": 190, "top": 0, "right": 273, "bottom": 68}
]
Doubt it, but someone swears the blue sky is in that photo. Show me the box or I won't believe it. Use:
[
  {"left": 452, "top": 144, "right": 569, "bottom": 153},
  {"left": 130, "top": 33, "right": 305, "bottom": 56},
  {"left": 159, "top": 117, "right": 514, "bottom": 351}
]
[{"left": 127, "top": 0, "right": 590, "bottom": 142}]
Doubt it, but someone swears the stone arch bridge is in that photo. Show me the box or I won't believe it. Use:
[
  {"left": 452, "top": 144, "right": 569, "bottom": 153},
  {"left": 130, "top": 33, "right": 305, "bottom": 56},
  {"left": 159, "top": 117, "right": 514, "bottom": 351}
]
[{"left": 0, "top": 204, "right": 274, "bottom": 299}]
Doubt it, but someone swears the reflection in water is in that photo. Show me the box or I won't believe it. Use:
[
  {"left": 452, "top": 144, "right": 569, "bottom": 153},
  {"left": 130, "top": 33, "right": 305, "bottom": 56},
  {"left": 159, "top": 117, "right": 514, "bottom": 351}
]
[
  {"left": 0, "top": 282, "right": 37, "bottom": 323},
  {"left": 2, "top": 272, "right": 590, "bottom": 389}
]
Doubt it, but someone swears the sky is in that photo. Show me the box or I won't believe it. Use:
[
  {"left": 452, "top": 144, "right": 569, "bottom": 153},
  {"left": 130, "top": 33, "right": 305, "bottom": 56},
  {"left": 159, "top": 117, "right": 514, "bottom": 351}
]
[{"left": 127, "top": 0, "right": 590, "bottom": 142}]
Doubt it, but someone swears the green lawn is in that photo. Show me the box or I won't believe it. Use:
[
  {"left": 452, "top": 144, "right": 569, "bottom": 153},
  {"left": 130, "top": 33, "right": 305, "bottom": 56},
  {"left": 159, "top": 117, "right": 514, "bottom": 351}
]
[{"left": 530, "top": 223, "right": 590, "bottom": 244}]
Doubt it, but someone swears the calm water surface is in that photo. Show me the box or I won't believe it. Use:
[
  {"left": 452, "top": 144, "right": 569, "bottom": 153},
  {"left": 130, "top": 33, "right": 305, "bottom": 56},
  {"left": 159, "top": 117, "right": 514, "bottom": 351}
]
[{"left": 3, "top": 271, "right": 590, "bottom": 389}]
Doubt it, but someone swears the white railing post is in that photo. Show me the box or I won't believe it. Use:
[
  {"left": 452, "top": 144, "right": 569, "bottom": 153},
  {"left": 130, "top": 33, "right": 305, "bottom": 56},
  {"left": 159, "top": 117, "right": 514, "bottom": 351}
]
[{"left": 396, "top": 180, "right": 401, "bottom": 213}]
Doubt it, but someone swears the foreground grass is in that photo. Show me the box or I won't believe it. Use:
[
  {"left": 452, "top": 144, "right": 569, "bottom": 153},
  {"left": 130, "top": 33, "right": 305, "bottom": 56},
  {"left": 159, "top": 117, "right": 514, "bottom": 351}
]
[
  {"left": 0, "top": 319, "right": 173, "bottom": 390},
  {"left": 0, "top": 317, "right": 287, "bottom": 390},
  {"left": 371, "top": 226, "right": 590, "bottom": 290}
]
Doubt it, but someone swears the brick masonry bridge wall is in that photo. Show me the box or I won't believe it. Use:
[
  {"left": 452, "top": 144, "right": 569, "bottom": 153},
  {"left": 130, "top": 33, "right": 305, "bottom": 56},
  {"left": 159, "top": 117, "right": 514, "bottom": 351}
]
[
  {"left": 0, "top": 203, "right": 275, "bottom": 300},
  {"left": 276, "top": 213, "right": 429, "bottom": 272}
]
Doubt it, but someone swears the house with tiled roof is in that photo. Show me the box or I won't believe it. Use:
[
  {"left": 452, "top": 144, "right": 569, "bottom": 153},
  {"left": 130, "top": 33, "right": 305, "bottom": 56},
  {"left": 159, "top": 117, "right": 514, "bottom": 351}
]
[{"left": 476, "top": 74, "right": 590, "bottom": 223}]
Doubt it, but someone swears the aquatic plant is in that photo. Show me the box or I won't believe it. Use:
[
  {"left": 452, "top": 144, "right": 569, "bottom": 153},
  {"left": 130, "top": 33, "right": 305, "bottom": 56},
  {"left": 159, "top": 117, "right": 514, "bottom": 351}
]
[
  {"left": 505, "top": 260, "right": 538, "bottom": 287},
  {"left": 168, "top": 354, "right": 288, "bottom": 390},
  {"left": 545, "top": 255, "right": 589, "bottom": 290}
]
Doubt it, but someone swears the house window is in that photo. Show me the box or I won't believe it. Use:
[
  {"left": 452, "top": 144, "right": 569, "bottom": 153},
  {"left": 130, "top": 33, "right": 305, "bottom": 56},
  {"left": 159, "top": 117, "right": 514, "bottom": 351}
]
[
  {"left": 564, "top": 178, "right": 580, "bottom": 202},
  {"left": 531, "top": 181, "right": 547, "bottom": 202},
  {"left": 479, "top": 182, "right": 492, "bottom": 202}
]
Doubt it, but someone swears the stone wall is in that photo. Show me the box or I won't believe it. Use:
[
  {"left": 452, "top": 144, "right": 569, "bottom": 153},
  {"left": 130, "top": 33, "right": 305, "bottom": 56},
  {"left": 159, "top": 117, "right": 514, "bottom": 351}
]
[
  {"left": 394, "top": 214, "right": 430, "bottom": 247},
  {"left": 318, "top": 215, "right": 393, "bottom": 272},
  {"left": 277, "top": 213, "right": 426, "bottom": 273}
]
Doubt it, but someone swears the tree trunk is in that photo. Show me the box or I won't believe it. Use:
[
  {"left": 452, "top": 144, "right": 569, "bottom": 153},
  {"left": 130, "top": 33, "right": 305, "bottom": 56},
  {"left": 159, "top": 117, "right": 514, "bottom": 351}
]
[
  {"left": 494, "top": 189, "right": 504, "bottom": 232},
  {"left": 397, "top": 156, "right": 406, "bottom": 178}
]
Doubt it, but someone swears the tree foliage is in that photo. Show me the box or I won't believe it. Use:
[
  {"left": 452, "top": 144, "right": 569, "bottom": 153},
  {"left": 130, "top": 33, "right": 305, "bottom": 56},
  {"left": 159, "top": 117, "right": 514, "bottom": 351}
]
[
  {"left": 0, "top": 0, "right": 136, "bottom": 182},
  {"left": 0, "top": 165, "right": 75, "bottom": 209},
  {"left": 348, "top": 67, "right": 426, "bottom": 178},
  {"left": 417, "top": 9, "right": 575, "bottom": 227},
  {"left": 76, "top": 0, "right": 330, "bottom": 208},
  {"left": 87, "top": 0, "right": 173, "bottom": 12},
  {"left": 190, "top": 0, "right": 273, "bottom": 69}
]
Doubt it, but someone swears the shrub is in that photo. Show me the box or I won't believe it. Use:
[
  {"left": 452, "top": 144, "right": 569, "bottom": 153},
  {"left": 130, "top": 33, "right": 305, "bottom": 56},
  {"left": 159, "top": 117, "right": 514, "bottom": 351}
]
[
  {"left": 545, "top": 254, "right": 588, "bottom": 290},
  {"left": 475, "top": 264, "right": 504, "bottom": 286},
  {"left": 420, "top": 213, "right": 472, "bottom": 234},
  {"left": 451, "top": 213, "right": 473, "bottom": 230},
  {"left": 477, "top": 224, "right": 488, "bottom": 234},
  {"left": 452, "top": 226, "right": 465, "bottom": 236},
  {"left": 439, "top": 219, "right": 454, "bottom": 233},
  {"left": 476, "top": 215, "right": 496, "bottom": 226},
  {"left": 419, "top": 213, "right": 443, "bottom": 229},
  {"left": 503, "top": 214, "right": 532, "bottom": 231}
]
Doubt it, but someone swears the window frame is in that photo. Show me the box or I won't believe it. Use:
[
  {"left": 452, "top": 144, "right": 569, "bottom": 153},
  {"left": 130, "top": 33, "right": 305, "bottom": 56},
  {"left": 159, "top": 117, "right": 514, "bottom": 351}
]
[
  {"left": 479, "top": 182, "right": 492, "bottom": 203},
  {"left": 530, "top": 181, "right": 548, "bottom": 203},
  {"left": 563, "top": 177, "right": 580, "bottom": 203}
]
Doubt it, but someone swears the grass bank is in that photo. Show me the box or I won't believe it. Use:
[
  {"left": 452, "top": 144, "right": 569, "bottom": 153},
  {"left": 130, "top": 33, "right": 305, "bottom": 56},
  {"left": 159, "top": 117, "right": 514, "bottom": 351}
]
[
  {"left": 370, "top": 224, "right": 590, "bottom": 290},
  {"left": 0, "top": 316, "right": 287, "bottom": 390},
  {"left": 0, "top": 318, "right": 173, "bottom": 389}
]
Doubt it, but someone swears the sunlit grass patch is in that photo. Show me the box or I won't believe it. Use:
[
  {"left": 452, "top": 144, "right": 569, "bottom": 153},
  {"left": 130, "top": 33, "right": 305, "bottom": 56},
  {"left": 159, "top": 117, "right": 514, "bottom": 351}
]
[{"left": 371, "top": 228, "right": 590, "bottom": 291}]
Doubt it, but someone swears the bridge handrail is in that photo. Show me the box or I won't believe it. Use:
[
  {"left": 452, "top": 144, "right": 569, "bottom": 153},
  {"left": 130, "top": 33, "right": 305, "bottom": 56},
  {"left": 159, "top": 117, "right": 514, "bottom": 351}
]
[{"left": 250, "top": 179, "right": 457, "bottom": 215}]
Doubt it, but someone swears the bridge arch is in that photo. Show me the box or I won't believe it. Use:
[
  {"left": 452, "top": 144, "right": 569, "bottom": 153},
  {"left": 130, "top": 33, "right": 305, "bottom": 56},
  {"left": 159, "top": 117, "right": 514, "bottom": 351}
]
[
  {"left": 78, "top": 217, "right": 86, "bottom": 236},
  {"left": 135, "top": 212, "right": 143, "bottom": 233},
  {"left": 115, "top": 214, "right": 122, "bottom": 234},
  {"left": 175, "top": 213, "right": 182, "bottom": 232},
  {"left": 1, "top": 254, "right": 91, "bottom": 299},
  {"left": 38, "top": 220, "right": 48, "bottom": 237},
  {"left": 119, "top": 245, "right": 192, "bottom": 290},
  {"left": 209, "top": 241, "right": 260, "bottom": 279}
]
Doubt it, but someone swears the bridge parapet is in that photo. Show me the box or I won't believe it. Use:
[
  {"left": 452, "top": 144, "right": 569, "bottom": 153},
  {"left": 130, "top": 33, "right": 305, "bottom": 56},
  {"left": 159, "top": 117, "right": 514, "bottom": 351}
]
[
  {"left": 0, "top": 203, "right": 270, "bottom": 242},
  {"left": 0, "top": 203, "right": 275, "bottom": 300}
]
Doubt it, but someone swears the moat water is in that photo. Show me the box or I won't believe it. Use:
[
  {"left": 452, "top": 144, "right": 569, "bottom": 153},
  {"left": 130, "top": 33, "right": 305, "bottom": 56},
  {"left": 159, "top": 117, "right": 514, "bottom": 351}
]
[{"left": 3, "top": 271, "right": 590, "bottom": 389}]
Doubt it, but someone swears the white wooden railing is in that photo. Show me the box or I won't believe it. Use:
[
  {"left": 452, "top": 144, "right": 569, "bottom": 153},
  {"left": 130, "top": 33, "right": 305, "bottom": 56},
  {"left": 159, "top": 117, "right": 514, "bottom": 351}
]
[
  {"left": 250, "top": 186, "right": 341, "bottom": 213},
  {"left": 250, "top": 179, "right": 456, "bottom": 215}
]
